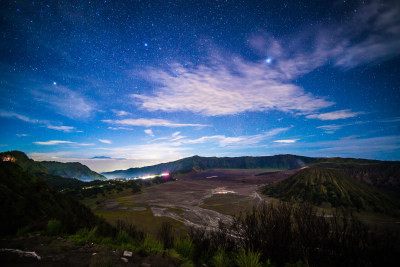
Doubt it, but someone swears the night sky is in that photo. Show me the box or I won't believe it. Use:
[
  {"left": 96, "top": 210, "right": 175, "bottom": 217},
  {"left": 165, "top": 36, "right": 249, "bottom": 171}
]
[{"left": 1, "top": 0, "right": 399, "bottom": 172}]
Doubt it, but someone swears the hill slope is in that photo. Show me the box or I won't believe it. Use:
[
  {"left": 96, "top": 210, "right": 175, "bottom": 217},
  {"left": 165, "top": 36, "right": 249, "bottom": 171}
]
[
  {"left": 38, "top": 161, "right": 106, "bottom": 181},
  {"left": 0, "top": 151, "right": 105, "bottom": 181},
  {"left": 103, "top": 154, "right": 316, "bottom": 178},
  {"left": 0, "top": 162, "right": 105, "bottom": 237},
  {"left": 261, "top": 168, "right": 399, "bottom": 214},
  {"left": 0, "top": 150, "right": 49, "bottom": 174}
]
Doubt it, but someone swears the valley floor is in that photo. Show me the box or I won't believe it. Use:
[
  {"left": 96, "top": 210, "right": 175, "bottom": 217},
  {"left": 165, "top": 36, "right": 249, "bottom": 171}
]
[
  {"left": 86, "top": 169, "right": 299, "bottom": 233},
  {"left": 86, "top": 168, "right": 400, "bottom": 234}
]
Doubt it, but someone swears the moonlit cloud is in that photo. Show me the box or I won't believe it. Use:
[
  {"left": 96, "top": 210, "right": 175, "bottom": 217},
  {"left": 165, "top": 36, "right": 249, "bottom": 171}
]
[
  {"left": 330, "top": 1, "right": 400, "bottom": 68},
  {"left": 31, "top": 85, "right": 95, "bottom": 119},
  {"left": 33, "top": 140, "right": 75, "bottom": 145},
  {"left": 131, "top": 58, "right": 334, "bottom": 116},
  {"left": 306, "top": 110, "right": 362, "bottom": 120},
  {"left": 46, "top": 125, "right": 76, "bottom": 132},
  {"left": 316, "top": 125, "right": 345, "bottom": 133},
  {"left": 130, "top": 1, "right": 399, "bottom": 118},
  {"left": 172, "top": 131, "right": 181, "bottom": 137},
  {"left": 144, "top": 129, "right": 154, "bottom": 136},
  {"left": 184, "top": 128, "right": 289, "bottom": 147},
  {"left": 0, "top": 110, "right": 41, "bottom": 124},
  {"left": 108, "top": 126, "right": 134, "bottom": 130},
  {"left": 273, "top": 139, "right": 298, "bottom": 144},
  {"left": 98, "top": 139, "right": 112, "bottom": 144},
  {"left": 111, "top": 109, "right": 131, "bottom": 116},
  {"left": 103, "top": 118, "right": 209, "bottom": 128}
]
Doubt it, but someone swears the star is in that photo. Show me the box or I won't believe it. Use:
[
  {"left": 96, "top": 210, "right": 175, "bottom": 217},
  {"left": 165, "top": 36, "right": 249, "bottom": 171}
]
[{"left": 265, "top": 57, "right": 272, "bottom": 64}]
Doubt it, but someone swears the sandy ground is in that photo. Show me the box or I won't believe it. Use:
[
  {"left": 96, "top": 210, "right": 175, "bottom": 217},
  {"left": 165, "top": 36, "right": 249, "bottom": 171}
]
[{"left": 101, "top": 169, "right": 298, "bottom": 229}]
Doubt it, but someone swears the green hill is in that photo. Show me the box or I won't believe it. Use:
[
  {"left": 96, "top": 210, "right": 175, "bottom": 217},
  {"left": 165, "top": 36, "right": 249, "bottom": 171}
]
[
  {"left": 0, "top": 162, "right": 106, "bottom": 237},
  {"left": 0, "top": 150, "right": 49, "bottom": 174},
  {"left": 261, "top": 168, "right": 399, "bottom": 215},
  {"left": 309, "top": 157, "right": 381, "bottom": 168},
  {"left": 103, "top": 154, "right": 316, "bottom": 178},
  {"left": 0, "top": 151, "right": 106, "bottom": 181},
  {"left": 38, "top": 161, "right": 106, "bottom": 181}
]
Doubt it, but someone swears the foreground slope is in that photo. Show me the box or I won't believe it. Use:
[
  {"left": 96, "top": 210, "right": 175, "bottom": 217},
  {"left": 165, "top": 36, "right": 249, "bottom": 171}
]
[
  {"left": 261, "top": 168, "right": 399, "bottom": 215},
  {"left": 0, "top": 162, "right": 103, "bottom": 236},
  {"left": 103, "top": 154, "right": 316, "bottom": 178}
]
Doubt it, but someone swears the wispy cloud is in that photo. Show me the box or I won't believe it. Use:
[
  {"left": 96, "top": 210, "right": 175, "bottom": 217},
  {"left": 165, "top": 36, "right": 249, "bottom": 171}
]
[
  {"left": 103, "top": 118, "right": 209, "bottom": 128},
  {"left": 316, "top": 124, "right": 345, "bottom": 133},
  {"left": 329, "top": 1, "right": 400, "bottom": 68},
  {"left": 108, "top": 126, "right": 134, "bottom": 131},
  {"left": 16, "top": 134, "right": 28, "bottom": 137},
  {"left": 111, "top": 109, "right": 131, "bottom": 116},
  {"left": 46, "top": 125, "right": 75, "bottom": 132},
  {"left": 33, "top": 140, "right": 75, "bottom": 145},
  {"left": 273, "top": 139, "right": 298, "bottom": 144},
  {"left": 306, "top": 109, "right": 363, "bottom": 120},
  {"left": 172, "top": 131, "right": 181, "bottom": 137},
  {"left": 0, "top": 109, "right": 77, "bottom": 132},
  {"left": 31, "top": 85, "right": 95, "bottom": 119},
  {"left": 183, "top": 127, "right": 289, "bottom": 147},
  {"left": 131, "top": 58, "right": 333, "bottom": 116},
  {"left": 98, "top": 139, "right": 112, "bottom": 144},
  {"left": 144, "top": 129, "right": 154, "bottom": 136},
  {"left": 0, "top": 110, "right": 41, "bottom": 123},
  {"left": 131, "top": 1, "right": 399, "bottom": 118}
]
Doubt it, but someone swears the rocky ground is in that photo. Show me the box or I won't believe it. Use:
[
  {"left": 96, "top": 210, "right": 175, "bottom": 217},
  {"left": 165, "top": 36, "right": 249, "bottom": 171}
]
[{"left": 0, "top": 235, "right": 179, "bottom": 267}]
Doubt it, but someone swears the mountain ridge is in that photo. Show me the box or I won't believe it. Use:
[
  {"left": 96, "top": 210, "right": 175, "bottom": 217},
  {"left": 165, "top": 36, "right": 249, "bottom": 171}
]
[
  {"left": 102, "top": 154, "right": 317, "bottom": 178},
  {"left": 38, "top": 161, "right": 106, "bottom": 181},
  {"left": 0, "top": 151, "right": 106, "bottom": 181}
]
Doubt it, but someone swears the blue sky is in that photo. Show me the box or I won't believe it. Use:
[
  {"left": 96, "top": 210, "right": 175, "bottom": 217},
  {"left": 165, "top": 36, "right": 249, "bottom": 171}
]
[{"left": 1, "top": 0, "right": 399, "bottom": 172}]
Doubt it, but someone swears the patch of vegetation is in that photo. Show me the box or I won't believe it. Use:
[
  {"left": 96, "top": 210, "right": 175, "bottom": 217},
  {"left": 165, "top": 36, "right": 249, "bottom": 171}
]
[
  {"left": 236, "top": 249, "right": 262, "bottom": 267},
  {"left": 261, "top": 168, "right": 400, "bottom": 215},
  {"left": 200, "top": 194, "right": 255, "bottom": 215},
  {"left": 96, "top": 208, "right": 184, "bottom": 237},
  {"left": 0, "top": 161, "right": 112, "bottom": 237},
  {"left": 309, "top": 157, "right": 381, "bottom": 168},
  {"left": 187, "top": 201, "right": 399, "bottom": 267},
  {"left": 38, "top": 160, "right": 107, "bottom": 180}
]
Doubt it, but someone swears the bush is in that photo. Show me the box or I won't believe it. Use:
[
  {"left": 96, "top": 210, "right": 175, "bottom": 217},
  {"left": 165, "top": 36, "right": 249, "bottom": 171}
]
[
  {"left": 116, "top": 230, "right": 132, "bottom": 244},
  {"left": 184, "top": 201, "right": 399, "bottom": 266},
  {"left": 142, "top": 235, "right": 163, "bottom": 254},
  {"left": 212, "top": 248, "right": 230, "bottom": 267},
  {"left": 158, "top": 221, "right": 175, "bottom": 249},
  {"left": 236, "top": 249, "right": 262, "bottom": 267},
  {"left": 46, "top": 219, "right": 62, "bottom": 236},
  {"left": 174, "top": 238, "right": 194, "bottom": 260}
]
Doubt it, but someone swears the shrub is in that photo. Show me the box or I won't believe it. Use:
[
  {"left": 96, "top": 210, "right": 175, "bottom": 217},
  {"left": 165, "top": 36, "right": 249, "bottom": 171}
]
[
  {"left": 158, "top": 221, "right": 175, "bottom": 249},
  {"left": 212, "top": 248, "right": 230, "bottom": 267},
  {"left": 46, "top": 219, "right": 62, "bottom": 236},
  {"left": 142, "top": 235, "right": 163, "bottom": 254},
  {"left": 116, "top": 230, "right": 132, "bottom": 244},
  {"left": 174, "top": 238, "right": 194, "bottom": 260},
  {"left": 236, "top": 249, "right": 262, "bottom": 267}
]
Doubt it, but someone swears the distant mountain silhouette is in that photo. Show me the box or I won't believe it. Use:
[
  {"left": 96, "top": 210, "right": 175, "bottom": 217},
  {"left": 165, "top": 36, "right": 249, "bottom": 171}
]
[{"left": 102, "top": 154, "right": 317, "bottom": 178}]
